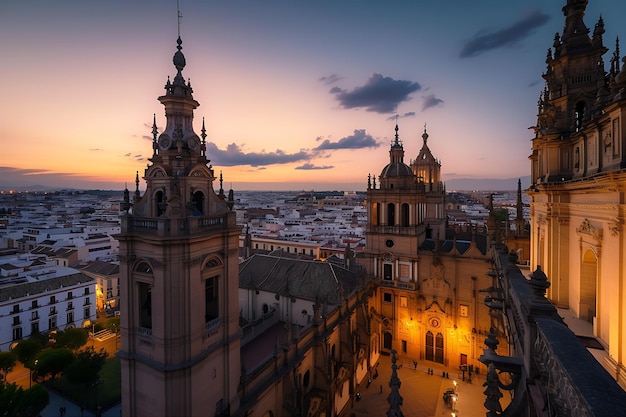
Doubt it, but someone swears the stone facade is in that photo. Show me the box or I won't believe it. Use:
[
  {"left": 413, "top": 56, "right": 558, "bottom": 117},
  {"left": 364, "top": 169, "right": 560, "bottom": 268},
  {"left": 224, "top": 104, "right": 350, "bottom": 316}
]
[{"left": 528, "top": 0, "right": 626, "bottom": 387}]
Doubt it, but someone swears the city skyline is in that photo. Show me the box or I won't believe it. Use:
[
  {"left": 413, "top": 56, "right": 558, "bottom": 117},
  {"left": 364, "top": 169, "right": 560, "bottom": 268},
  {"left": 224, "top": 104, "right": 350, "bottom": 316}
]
[{"left": 1, "top": 0, "right": 622, "bottom": 191}]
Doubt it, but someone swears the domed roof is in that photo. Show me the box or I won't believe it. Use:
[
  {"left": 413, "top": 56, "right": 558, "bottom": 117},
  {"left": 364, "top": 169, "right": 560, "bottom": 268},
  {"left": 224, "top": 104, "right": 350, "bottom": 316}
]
[
  {"left": 380, "top": 162, "right": 413, "bottom": 178},
  {"left": 380, "top": 122, "right": 413, "bottom": 178}
]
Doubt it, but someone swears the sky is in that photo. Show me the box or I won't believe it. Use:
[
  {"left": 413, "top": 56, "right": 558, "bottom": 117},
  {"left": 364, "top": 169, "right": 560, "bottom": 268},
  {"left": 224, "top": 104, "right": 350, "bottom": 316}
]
[{"left": 1, "top": 0, "right": 624, "bottom": 191}]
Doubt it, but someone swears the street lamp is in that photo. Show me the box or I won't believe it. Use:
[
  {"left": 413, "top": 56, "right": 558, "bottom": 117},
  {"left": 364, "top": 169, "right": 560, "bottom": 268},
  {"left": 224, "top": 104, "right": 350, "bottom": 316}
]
[
  {"left": 30, "top": 359, "right": 39, "bottom": 389},
  {"left": 93, "top": 378, "right": 102, "bottom": 417}
]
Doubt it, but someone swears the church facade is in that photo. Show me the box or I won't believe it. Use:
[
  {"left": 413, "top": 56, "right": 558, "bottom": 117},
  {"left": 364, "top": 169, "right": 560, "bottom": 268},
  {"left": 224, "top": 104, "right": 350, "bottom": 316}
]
[
  {"left": 528, "top": 0, "right": 626, "bottom": 387},
  {"left": 362, "top": 124, "right": 494, "bottom": 375}
]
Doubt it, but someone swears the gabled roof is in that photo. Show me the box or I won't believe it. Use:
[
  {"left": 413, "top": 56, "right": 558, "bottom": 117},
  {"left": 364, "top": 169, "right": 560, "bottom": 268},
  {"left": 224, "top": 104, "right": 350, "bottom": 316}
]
[{"left": 239, "top": 254, "right": 363, "bottom": 305}]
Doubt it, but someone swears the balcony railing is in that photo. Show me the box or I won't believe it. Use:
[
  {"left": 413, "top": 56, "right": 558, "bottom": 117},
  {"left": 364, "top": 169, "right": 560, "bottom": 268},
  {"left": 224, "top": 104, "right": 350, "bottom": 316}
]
[
  {"left": 205, "top": 317, "right": 220, "bottom": 333},
  {"left": 138, "top": 327, "right": 152, "bottom": 337},
  {"left": 122, "top": 213, "right": 233, "bottom": 237}
]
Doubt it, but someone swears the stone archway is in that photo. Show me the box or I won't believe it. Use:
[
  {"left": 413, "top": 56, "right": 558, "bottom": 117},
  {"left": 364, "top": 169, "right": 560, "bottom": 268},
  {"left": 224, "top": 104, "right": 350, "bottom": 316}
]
[{"left": 579, "top": 249, "right": 597, "bottom": 323}]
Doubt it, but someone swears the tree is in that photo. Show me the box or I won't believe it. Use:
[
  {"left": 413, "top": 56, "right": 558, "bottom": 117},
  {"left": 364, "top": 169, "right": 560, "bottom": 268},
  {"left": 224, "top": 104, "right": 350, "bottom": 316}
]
[
  {"left": 0, "top": 352, "right": 16, "bottom": 381},
  {"left": 33, "top": 349, "right": 75, "bottom": 382},
  {"left": 55, "top": 328, "right": 88, "bottom": 351},
  {"left": 0, "top": 382, "right": 49, "bottom": 417},
  {"left": 12, "top": 338, "right": 43, "bottom": 369},
  {"left": 65, "top": 347, "right": 108, "bottom": 385}
]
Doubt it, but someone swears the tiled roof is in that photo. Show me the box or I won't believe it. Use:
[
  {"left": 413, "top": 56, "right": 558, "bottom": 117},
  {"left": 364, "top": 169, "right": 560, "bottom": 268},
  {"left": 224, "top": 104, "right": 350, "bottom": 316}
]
[
  {"left": 80, "top": 260, "right": 119, "bottom": 276},
  {"left": 239, "top": 254, "right": 363, "bottom": 305},
  {"left": 0, "top": 272, "right": 94, "bottom": 302}
]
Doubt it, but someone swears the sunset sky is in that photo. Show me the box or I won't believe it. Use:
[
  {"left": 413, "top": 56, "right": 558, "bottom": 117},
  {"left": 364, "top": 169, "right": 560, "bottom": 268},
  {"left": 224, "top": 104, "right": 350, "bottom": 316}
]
[{"left": 1, "top": 0, "right": 623, "bottom": 191}]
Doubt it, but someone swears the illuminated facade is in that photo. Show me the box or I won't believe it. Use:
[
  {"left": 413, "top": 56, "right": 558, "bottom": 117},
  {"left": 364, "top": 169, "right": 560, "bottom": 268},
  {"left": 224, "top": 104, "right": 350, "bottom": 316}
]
[
  {"left": 528, "top": 0, "right": 626, "bottom": 387},
  {"left": 364, "top": 124, "right": 493, "bottom": 373}
]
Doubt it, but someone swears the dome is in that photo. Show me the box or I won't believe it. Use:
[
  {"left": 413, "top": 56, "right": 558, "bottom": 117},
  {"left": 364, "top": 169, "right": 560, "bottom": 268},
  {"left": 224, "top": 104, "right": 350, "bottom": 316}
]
[{"left": 380, "top": 162, "right": 413, "bottom": 178}]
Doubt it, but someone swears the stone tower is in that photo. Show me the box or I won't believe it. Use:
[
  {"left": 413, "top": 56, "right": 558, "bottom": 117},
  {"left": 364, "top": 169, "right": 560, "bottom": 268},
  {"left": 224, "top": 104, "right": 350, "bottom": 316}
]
[{"left": 116, "top": 36, "right": 241, "bottom": 417}]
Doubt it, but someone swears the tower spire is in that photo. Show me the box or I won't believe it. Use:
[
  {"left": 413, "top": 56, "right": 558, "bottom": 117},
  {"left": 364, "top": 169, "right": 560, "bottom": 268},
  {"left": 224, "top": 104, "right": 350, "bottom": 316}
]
[{"left": 177, "top": 0, "right": 182, "bottom": 38}]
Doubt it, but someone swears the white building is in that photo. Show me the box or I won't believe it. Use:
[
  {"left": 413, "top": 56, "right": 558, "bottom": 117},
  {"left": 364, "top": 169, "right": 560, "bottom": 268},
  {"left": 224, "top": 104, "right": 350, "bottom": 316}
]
[{"left": 0, "top": 264, "right": 96, "bottom": 351}]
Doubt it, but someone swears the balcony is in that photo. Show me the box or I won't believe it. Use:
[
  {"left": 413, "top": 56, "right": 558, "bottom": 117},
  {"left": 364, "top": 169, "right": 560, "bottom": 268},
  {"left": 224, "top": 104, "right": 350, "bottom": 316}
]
[
  {"left": 138, "top": 327, "right": 152, "bottom": 337},
  {"left": 121, "top": 213, "right": 234, "bottom": 238},
  {"left": 367, "top": 225, "right": 424, "bottom": 236},
  {"left": 378, "top": 280, "right": 416, "bottom": 290}
]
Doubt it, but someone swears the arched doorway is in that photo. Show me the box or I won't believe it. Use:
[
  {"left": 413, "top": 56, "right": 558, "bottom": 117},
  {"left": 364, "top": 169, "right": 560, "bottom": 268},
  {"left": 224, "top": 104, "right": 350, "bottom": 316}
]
[
  {"left": 425, "top": 330, "right": 444, "bottom": 364},
  {"left": 383, "top": 332, "right": 392, "bottom": 350},
  {"left": 580, "top": 249, "right": 597, "bottom": 323}
]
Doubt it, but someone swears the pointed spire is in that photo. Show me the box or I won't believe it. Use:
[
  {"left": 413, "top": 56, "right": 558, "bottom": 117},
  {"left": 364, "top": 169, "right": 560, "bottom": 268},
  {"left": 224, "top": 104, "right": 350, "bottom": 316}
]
[
  {"left": 516, "top": 179, "right": 523, "bottom": 221},
  {"left": 386, "top": 350, "right": 404, "bottom": 417},
  {"left": 152, "top": 114, "right": 158, "bottom": 157},
  {"left": 134, "top": 171, "right": 141, "bottom": 202},
  {"left": 219, "top": 170, "right": 225, "bottom": 197}
]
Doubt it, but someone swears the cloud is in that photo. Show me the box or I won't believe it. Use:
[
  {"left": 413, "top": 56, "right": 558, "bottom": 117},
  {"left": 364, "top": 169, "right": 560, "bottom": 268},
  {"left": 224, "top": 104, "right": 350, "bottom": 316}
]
[
  {"left": 295, "top": 163, "right": 334, "bottom": 170},
  {"left": 386, "top": 112, "right": 416, "bottom": 122},
  {"left": 205, "top": 142, "right": 310, "bottom": 167},
  {"left": 422, "top": 94, "right": 444, "bottom": 111},
  {"left": 460, "top": 9, "right": 550, "bottom": 58},
  {"left": 313, "top": 129, "right": 379, "bottom": 151},
  {"left": 330, "top": 73, "right": 421, "bottom": 113},
  {"left": 89, "top": 148, "right": 104, "bottom": 152},
  {"left": 319, "top": 73, "right": 342, "bottom": 85}
]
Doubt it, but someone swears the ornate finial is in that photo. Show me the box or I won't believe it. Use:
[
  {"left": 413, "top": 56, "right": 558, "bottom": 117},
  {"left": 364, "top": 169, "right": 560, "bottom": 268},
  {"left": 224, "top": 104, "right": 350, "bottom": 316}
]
[
  {"left": 367, "top": 173, "right": 371, "bottom": 190},
  {"left": 422, "top": 123, "right": 429, "bottom": 144},
  {"left": 483, "top": 363, "right": 503, "bottom": 415},
  {"left": 394, "top": 121, "right": 400, "bottom": 145},
  {"left": 386, "top": 349, "right": 404, "bottom": 417},
  {"left": 529, "top": 265, "right": 550, "bottom": 298},
  {"left": 219, "top": 170, "right": 224, "bottom": 197},
  {"left": 152, "top": 114, "right": 158, "bottom": 156}
]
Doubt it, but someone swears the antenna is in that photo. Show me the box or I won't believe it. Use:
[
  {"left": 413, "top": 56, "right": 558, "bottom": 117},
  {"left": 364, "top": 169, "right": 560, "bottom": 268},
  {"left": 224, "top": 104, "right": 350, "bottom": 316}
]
[{"left": 177, "top": 0, "right": 182, "bottom": 38}]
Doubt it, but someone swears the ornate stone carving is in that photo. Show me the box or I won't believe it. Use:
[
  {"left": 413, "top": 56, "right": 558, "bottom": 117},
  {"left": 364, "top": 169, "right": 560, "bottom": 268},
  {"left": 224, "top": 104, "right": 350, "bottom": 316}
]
[{"left": 576, "top": 218, "right": 603, "bottom": 242}]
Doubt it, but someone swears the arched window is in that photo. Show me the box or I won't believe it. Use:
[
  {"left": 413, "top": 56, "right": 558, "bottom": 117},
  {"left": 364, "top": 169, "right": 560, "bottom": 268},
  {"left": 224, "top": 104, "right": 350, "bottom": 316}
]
[
  {"left": 425, "top": 331, "right": 434, "bottom": 361},
  {"left": 435, "top": 332, "right": 444, "bottom": 364},
  {"left": 387, "top": 203, "right": 395, "bottom": 226},
  {"left": 192, "top": 191, "right": 204, "bottom": 216},
  {"left": 575, "top": 101, "right": 586, "bottom": 132},
  {"left": 401, "top": 203, "right": 409, "bottom": 227},
  {"left": 372, "top": 203, "right": 380, "bottom": 226},
  {"left": 155, "top": 190, "right": 165, "bottom": 216}
]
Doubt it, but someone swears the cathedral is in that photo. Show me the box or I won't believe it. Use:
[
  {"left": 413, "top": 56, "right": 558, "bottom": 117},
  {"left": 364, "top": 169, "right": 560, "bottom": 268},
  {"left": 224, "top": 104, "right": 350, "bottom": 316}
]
[
  {"left": 361, "top": 123, "right": 494, "bottom": 374},
  {"left": 529, "top": 0, "right": 626, "bottom": 387}
]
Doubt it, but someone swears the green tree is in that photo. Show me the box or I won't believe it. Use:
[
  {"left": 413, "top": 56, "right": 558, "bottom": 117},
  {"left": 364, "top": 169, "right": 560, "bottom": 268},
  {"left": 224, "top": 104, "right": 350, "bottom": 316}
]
[
  {"left": 33, "top": 348, "right": 75, "bottom": 382},
  {"left": 65, "top": 347, "right": 108, "bottom": 385},
  {"left": 0, "top": 352, "right": 16, "bottom": 381},
  {"left": 0, "top": 382, "right": 49, "bottom": 417},
  {"left": 12, "top": 338, "right": 43, "bottom": 369},
  {"left": 55, "top": 328, "right": 88, "bottom": 350}
]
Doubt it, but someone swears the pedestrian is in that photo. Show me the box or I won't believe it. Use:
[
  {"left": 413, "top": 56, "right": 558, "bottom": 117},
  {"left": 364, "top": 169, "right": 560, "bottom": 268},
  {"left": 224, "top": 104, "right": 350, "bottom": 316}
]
[
  {"left": 379, "top": 384, "right": 383, "bottom": 394},
  {"left": 413, "top": 360, "right": 417, "bottom": 369}
]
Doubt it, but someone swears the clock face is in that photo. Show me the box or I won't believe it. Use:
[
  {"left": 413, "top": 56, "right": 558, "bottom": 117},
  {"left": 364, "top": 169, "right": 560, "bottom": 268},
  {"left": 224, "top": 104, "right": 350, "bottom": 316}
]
[
  {"left": 188, "top": 135, "right": 200, "bottom": 151},
  {"left": 385, "top": 239, "right": 394, "bottom": 248},
  {"left": 158, "top": 133, "right": 171, "bottom": 150}
]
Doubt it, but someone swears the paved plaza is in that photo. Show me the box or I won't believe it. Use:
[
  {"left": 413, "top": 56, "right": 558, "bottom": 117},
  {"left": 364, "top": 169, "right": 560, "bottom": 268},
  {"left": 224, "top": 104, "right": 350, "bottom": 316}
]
[{"left": 347, "top": 355, "right": 509, "bottom": 417}]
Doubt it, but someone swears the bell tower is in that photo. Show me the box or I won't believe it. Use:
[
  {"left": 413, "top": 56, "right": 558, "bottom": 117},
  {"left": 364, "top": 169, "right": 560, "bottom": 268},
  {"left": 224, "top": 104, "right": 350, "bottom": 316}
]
[{"left": 117, "top": 36, "right": 241, "bottom": 417}]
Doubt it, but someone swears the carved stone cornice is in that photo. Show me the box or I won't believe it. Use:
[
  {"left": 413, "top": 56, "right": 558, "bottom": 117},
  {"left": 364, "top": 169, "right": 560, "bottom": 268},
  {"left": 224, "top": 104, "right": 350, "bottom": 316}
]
[
  {"left": 576, "top": 218, "right": 603, "bottom": 242},
  {"left": 609, "top": 220, "right": 622, "bottom": 237},
  {"left": 145, "top": 257, "right": 165, "bottom": 270}
]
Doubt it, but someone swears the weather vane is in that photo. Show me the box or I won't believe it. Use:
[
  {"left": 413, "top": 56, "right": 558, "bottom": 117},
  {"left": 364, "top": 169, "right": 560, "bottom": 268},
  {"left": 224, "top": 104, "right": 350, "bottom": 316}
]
[{"left": 177, "top": 0, "right": 182, "bottom": 38}]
